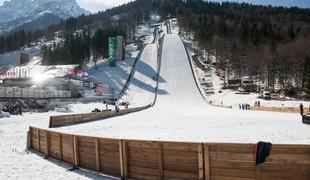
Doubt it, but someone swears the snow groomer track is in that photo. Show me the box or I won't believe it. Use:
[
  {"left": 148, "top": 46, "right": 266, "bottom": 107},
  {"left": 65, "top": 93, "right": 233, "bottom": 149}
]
[{"left": 27, "top": 34, "right": 310, "bottom": 180}]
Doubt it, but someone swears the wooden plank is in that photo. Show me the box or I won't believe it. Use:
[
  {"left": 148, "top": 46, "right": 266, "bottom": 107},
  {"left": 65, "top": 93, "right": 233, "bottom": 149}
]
[
  {"left": 95, "top": 138, "right": 100, "bottom": 171},
  {"left": 163, "top": 163, "right": 198, "bottom": 173},
  {"left": 130, "top": 166, "right": 159, "bottom": 176},
  {"left": 209, "top": 144, "right": 254, "bottom": 153},
  {"left": 45, "top": 130, "right": 49, "bottom": 156},
  {"left": 211, "top": 175, "right": 255, "bottom": 180},
  {"left": 164, "top": 170, "right": 198, "bottom": 179},
  {"left": 260, "top": 162, "right": 310, "bottom": 175},
  {"left": 119, "top": 140, "right": 124, "bottom": 178},
  {"left": 255, "top": 164, "right": 261, "bottom": 180},
  {"left": 73, "top": 135, "right": 79, "bottom": 166},
  {"left": 158, "top": 143, "right": 163, "bottom": 180},
  {"left": 129, "top": 171, "right": 158, "bottom": 180},
  {"left": 210, "top": 152, "right": 254, "bottom": 161},
  {"left": 261, "top": 171, "right": 310, "bottom": 180},
  {"left": 59, "top": 133, "right": 62, "bottom": 160},
  {"left": 122, "top": 140, "right": 128, "bottom": 178},
  {"left": 127, "top": 140, "right": 158, "bottom": 149},
  {"left": 266, "top": 154, "right": 310, "bottom": 164},
  {"left": 79, "top": 157, "right": 97, "bottom": 170},
  {"left": 204, "top": 144, "right": 210, "bottom": 180},
  {"left": 37, "top": 128, "right": 40, "bottom": 152},
  {"left": 163, "top": 149, "right": 198, "bottom": 157},
  {"left": 211, "top": 168, "right": 256, "bottom": 178},
  {"left": 26, "top": 130, "right": 31, "bottom": 150},
  {"left": 162, "top": 142, "right": 198, "bottom": 151},
  {"left": 130, "top": 150, "right": 158, "bottom": 162},
  {"left": 211, "top": 160, "right": 255, "bottom": 170},
  {"left": 271, "top": 145, "right": 310, "bottom": 154},
  {"left": 129, "top": 159, "right": 158, "bottom": 169},
  {"left": 119, "top": 140, "right": 127, "bottom": 179},
  {"left": 198, "top": 144, "right": 204, "bottom": 180}
]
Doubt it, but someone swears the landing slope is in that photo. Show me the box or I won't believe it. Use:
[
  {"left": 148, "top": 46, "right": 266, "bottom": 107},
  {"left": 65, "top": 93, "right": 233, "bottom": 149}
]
[
  {"left": 155, "top": 34, "right": 205, "bottom": 108},
  {"left": 57, "top": 34, "right": 309, "bottom": 145},
  {"left": 121, "top": 43, "right": 158, "bottom": 107}
]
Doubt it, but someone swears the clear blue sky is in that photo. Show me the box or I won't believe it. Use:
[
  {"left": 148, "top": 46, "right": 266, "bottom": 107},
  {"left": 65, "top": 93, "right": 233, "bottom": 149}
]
[{"left": 0, "top": 0, "right": 309, "bottom": 13}]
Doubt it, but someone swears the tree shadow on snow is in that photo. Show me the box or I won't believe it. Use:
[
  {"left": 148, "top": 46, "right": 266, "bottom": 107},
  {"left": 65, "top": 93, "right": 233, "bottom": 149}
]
[
  {"left": 127, "top": 75, "right": 168, "bottom": 95},
  {"left": 135, "top": 58, "right": 166, "bottom": 83}
]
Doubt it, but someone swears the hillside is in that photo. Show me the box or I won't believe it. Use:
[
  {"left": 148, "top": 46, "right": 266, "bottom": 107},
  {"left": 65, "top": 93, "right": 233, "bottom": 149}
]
[
  {"left": 1, "top": 0, "right": 310, "bottom": 94},
  {"left": 0, "top": 0, "right": 90, "bottom": 35}
]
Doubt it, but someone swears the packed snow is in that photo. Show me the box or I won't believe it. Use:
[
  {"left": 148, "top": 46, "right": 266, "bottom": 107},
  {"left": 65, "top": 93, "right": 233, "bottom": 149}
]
[
  {"left": 1, "top": 20, "right": 310, "bottom": 180},
  {"left": 56, "top": 34, "right": 310, "bottom": 145},
  {"left": 0, "top": 109, "right": 117, "bottom": 180},
  {"left": 119, "top": 43, "right": 158, "bottom": 107},
  {"left": 0, "top": 24, "right": 157, "bottom": 180}
]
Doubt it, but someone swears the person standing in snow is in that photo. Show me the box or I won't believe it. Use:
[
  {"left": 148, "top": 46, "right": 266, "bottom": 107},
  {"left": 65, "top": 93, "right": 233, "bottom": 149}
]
[{"left": 300, "top": 103, "right": 304, "bottom": 116}]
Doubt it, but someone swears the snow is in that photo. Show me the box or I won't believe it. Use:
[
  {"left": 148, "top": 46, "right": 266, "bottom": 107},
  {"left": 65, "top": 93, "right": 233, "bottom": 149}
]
[
  {"left": 1, "top": 19, "right": 310, "bottom": 179},
  {"left": 87, "top": 56, "right": 135, "bottom": 98},
  {"left": 136, "top": 24, "right": 155, "bottom": 44},
  {"left": 0, "top": 23, "right": 157, "bottom": 180},
  {"left": 119, "top": 43, "right": 158, "bottom": 107},
  {"left": 179, "top": 20, "right": 310, "bottom": 110},
  {"left": 56, "top": 34, "right": 310, "bottom": 145},
  {"left": 0, "top": 111, "right": 10, "bottom": 118},
  {"left": 208, "top": 89, "right": 310, "bottom": 108},
  {"left": 0, "top": 111, "right": 114, "bottom": 179},
  {"left": 86, "top": 24, "right": 156, "bottom": 98}
]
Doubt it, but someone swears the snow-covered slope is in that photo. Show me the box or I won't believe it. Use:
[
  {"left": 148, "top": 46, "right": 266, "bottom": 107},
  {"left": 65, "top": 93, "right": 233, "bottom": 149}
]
[
  {"left": 155, "top": 34, "right": 205, "bottom": 107},
  {"left": 120, "top": 43, "right": 158, "bottom": 107},
  {"left": 0, "top": 0, "right": 89, "bottom": 34},
  {"left": 1, "top": 25, "right": 309, "bottom": 180},
  {"left": 57, "top": 34, "right": 310, "bottom": 145}
]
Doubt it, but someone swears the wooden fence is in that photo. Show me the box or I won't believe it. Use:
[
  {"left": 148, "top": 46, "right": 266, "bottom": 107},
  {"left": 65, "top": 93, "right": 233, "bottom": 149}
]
[
  {"left": 49, "top": 105, "right": 151, "bottom": 128},
  {"left": 28, "top": 127, "right": 310, "bottom": 180},
  {"left": 253, "top": 106, "right": 310, "bottom": 114}
]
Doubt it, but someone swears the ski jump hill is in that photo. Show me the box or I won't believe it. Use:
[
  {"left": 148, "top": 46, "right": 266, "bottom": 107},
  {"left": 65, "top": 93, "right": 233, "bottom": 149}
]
[{"left": 27, "top": 29, "right": 310, "bottom": 180}]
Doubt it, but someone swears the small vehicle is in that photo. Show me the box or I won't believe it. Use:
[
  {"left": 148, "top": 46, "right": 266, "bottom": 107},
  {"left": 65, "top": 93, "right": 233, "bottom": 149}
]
[{"left": 262, "top": 91, "right": 271, "bottom": 99}]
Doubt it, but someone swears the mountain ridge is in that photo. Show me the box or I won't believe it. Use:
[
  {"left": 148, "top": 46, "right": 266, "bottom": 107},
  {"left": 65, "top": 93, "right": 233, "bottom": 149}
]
[{"left": 0, "top": 0, "right": 90, "bottom": 34}]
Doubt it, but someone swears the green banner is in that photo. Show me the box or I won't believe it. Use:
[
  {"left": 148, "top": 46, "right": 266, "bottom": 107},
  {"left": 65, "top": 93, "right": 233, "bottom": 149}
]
[{"left": 109, "top": 37, "right": 117, "bottom": 67}]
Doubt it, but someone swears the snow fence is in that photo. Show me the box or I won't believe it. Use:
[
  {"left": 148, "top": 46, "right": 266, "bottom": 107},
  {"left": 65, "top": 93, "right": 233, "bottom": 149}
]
[
  {"left": 253, "top": 106, "right": 310, "bottom": 114},
  {"left": 28, "top": 126, "right": 310, "bottom": 180},
  {"left": 49, "top": 105, "right": 151, "bottom": 128}
]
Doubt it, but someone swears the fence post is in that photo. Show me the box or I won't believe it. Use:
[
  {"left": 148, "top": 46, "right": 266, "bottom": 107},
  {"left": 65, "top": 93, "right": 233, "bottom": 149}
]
[
  {"left": 44, "top": 130, "right": 49, "bottom": 158},
  {"left": 37, "top": 128, "right": 40, "bottom": 152},
  {"left": 49, "top": 117, "right": 53, "bottom": 128},
  {"left": 73, "top": 135, "right": 79, "bottom": 168},
  {"left": 204, "top": 144, "right": 210, "bottom": 180},
  {"left": 26, "top": 130, "right": 31, "bottom": 150},
  {"left": 256, "top": 164, "right": 261, "bottom": 180},
  {"left": 59, "top": 133, "right": 62, "bottom": 160},
  {"left": 95, "top": 138, "right": 101, "bottom": 171},
  {"left": 158, "top": 143, "right": 163, "bottom": 180},
  {"left": 198, "top": 144, "right": 204, "bottom": 180},
  {"left": 119, "top": 140, "right": 128, "bottom": 179}
]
